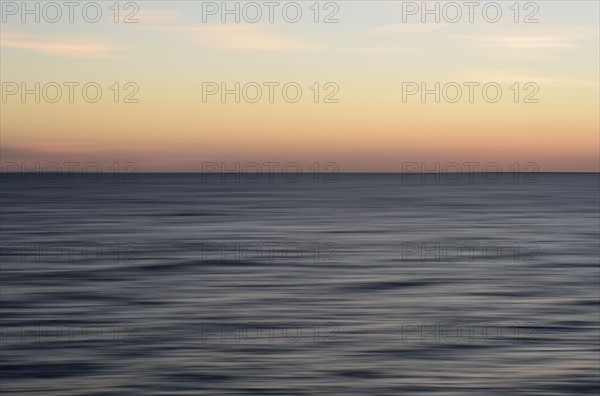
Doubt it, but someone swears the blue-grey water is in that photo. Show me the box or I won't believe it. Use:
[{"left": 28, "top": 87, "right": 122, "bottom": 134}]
[{"left": 1, "top": 173, "right": 599, "bottom": 395}]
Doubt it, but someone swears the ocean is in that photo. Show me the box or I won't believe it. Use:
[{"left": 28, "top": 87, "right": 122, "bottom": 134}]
[{"left": 1, "top": 173, "right": 599, "bottom": 395}]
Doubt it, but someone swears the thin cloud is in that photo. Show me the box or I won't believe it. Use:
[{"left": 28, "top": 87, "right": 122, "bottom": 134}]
[
  {"left": 0, "top": 143, "right": 164, "bottom": 162},
  {"left": 165, "top": 25, "right": 319, "bottom": 51},
  {"left": 0, "top": 33, "right": 122, "bottom": 58},
  {"left": 455, "top": 35, "right": 579, "bottom": 49},
  {"left": 455, "top": 26, "right": 599, "bottom": 49}
]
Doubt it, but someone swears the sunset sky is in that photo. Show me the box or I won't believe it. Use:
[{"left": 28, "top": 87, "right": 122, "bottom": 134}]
[{"left": 1, "top": 1, "right": 598, "bottom": 171}]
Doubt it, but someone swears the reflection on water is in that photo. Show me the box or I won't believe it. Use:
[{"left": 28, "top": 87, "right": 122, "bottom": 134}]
[{"left": 1, "top": 174, "right": 599, "bottom": 395}]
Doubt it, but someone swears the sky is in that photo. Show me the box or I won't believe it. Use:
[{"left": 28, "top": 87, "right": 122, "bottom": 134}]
[{"left": 1, "top": 0, "right": 599, "bottom": 172}]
